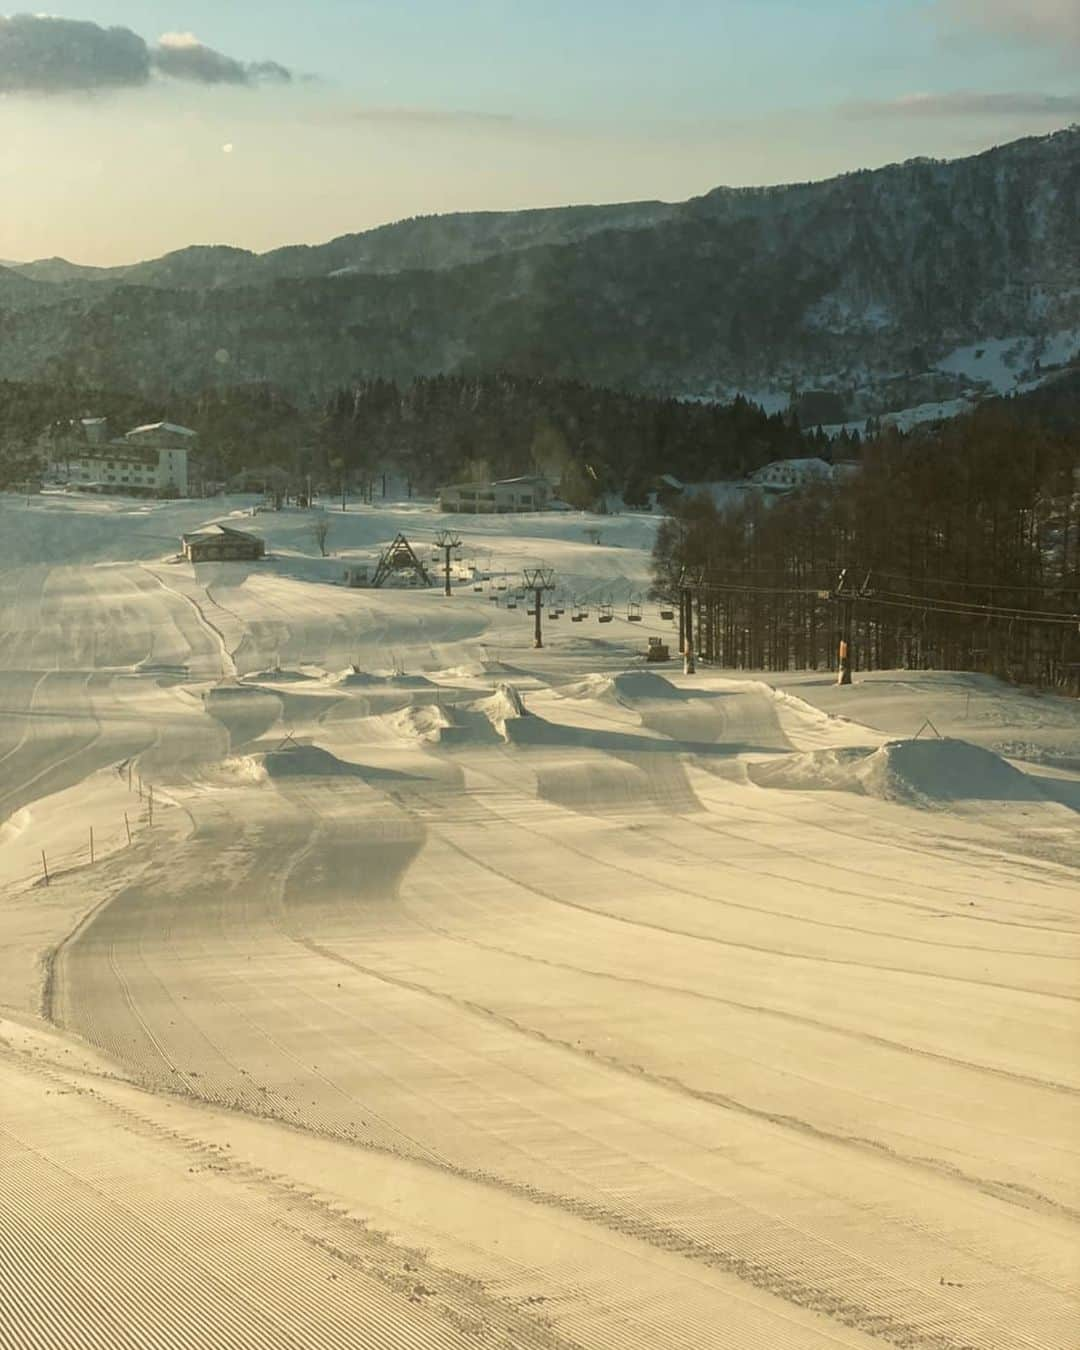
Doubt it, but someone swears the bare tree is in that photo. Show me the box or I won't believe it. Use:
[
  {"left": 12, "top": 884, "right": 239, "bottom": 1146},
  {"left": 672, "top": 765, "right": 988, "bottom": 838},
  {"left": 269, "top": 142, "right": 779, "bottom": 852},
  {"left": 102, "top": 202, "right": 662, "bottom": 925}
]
[{"left": 312, "top": 516, "right": 331, "bottom": 557}]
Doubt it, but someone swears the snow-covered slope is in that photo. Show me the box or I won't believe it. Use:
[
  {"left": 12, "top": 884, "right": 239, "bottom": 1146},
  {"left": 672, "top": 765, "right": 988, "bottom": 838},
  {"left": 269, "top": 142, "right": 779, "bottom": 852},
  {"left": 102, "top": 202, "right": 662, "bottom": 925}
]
[{"left": 1, "top": 489, "right": 1078, "bottom": 1350}]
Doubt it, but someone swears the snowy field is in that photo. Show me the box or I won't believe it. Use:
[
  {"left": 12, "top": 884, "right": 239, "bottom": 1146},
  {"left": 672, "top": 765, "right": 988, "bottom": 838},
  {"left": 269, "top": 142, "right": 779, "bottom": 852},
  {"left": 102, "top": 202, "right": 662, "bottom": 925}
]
[{"left": 1, "top": 490, "right": 1078, "bottom": 1350}]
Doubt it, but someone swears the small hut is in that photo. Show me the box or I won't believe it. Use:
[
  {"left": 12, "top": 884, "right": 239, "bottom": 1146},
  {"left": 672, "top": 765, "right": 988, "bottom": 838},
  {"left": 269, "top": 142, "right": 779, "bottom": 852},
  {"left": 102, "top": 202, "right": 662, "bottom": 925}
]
[{"left": 181, "top": 523, "right": 266, "bottom": 562}]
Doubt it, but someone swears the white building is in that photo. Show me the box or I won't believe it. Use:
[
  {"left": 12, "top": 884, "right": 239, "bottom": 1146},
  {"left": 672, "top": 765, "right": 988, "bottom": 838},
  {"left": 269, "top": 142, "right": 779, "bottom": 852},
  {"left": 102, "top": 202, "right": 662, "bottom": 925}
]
[
  {"left": 123, "top": 423, "right": 194, "bottom": 494},
  {"left": 438, "top": 475, "right": 553, "bottom": 513},
  {"left": 47, "top": 418, "right": 194, "bottom": 495},
  {"left": 749, "top": 457, "right": 837, "bottom": 491}
]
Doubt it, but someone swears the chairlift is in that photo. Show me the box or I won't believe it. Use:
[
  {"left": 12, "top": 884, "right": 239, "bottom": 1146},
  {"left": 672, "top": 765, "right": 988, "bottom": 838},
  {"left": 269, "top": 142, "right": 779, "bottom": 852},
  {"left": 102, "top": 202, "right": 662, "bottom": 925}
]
[
  {"left": 507, "top": 597, "right": 518, "bottom": 610},
  {"left": 660, "top": 607, "right": 675, "bottom": 621},
  {"left": 598, "top": 601, "right": 614, "bottom": 624},
  {"left": 627, "top": 598, "right": 643, "bottom": 622}
]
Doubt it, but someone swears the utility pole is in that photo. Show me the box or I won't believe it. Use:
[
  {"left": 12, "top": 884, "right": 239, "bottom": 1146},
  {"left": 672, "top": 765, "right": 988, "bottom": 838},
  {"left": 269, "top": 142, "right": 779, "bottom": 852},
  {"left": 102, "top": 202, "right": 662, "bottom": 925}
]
[
  {"left": 434, "top": 528, "right": 462, "bottom": 597},
  {"left": 523, "top": 566, "right": 557, "bottom": 649},
  {"left": 835, "top": 567, "right": 854, "bottom": 685},
  {"left": 683, "top": 580, "right": 696, "bottom": 675}
]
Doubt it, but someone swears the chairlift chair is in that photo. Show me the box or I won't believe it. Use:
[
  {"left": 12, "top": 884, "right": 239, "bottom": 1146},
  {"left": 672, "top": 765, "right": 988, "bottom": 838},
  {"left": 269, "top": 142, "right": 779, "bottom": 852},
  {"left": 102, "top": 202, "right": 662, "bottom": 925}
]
[
  {"left": 660, "top": 607, "right": 675, "bottom": 621},
  {"left": 627, "top": 598, "right": 643, "bottom": 623},
  {"left": 598, "top": 601, "right": 614, "bottom": 624}
]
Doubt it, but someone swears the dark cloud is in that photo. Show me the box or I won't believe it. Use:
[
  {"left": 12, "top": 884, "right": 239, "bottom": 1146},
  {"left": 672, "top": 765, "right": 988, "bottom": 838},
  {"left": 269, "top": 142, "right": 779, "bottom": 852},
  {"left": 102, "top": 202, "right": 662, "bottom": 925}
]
[
  {"left": 0, "top": 14, "right": 150, "bottom": 93},
  {"left": 247, "top": 60, "right": 293, "bottom": 85},
  {"left": 0, "top": 15, "right": 294, "bottom": 95},
  {"left": 152, "top": 33, "right": 248, "bottom": 85},
  {"left": 843, "top": 90, "right": 1080, "bottom": 119},
  {"left": 152, "top": 32, "right": 292, "bottom": 86}
]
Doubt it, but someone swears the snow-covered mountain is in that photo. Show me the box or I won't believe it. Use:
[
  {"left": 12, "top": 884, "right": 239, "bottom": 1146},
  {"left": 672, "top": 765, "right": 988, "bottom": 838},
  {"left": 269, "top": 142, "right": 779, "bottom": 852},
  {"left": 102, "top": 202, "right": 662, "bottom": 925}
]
[{"left": 2, "top": 127, "right": 1077, "bottom": 416}]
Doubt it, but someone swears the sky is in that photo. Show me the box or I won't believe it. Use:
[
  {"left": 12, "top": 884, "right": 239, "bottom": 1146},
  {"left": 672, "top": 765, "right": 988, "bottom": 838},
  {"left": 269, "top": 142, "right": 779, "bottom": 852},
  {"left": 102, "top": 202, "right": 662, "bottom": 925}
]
[{"left": 1, "top": 1, "right": 1076, "bottom": 265}]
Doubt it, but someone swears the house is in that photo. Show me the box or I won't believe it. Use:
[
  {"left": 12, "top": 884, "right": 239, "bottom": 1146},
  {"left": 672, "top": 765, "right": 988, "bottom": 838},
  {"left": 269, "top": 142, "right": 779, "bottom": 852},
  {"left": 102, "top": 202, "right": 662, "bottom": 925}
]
[
  {"left": 45, "top": 417, "right": 194, "bottom": 495},
  {"left": 180, "top": 523, "right": 265, "bottom": 563},
  {"left": 438, "top": 475, "right": 553, "bottom": 513},
  {"left": 749, "top": 457, "right": 836, "bottom": 491}
]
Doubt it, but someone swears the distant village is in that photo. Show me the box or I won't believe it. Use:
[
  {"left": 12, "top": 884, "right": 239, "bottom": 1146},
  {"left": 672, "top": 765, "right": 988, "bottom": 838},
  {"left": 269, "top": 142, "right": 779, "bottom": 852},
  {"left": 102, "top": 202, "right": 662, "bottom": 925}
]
[{"left": 17, "top": 410, "right": 860, "bottom": 519}]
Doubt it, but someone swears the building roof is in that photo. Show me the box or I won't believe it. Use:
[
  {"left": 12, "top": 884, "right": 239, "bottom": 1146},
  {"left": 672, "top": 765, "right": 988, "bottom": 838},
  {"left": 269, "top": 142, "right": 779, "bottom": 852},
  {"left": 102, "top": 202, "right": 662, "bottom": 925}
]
[
  {"left": 181, "top": 523, "right": 261, "bottom": 544},
  {"left": 127, "top": 421, "right": 198, "bottom": 439},
  {"left": 440, "top": 476, "right": 551, "bottom": 493}
]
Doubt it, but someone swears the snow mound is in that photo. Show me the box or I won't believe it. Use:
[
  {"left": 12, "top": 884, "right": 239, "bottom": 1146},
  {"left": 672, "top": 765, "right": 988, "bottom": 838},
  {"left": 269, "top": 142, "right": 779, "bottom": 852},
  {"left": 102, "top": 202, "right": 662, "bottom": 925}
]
[
  {"left": 229, "top": 744, "right": 363, "bottom": 781},
  {"left": 749, "top": 737, "right": 1047, "bottom": 806},
  {"left": 474, "top": 683, "right": 527, "bottom": 723},
  {"left": 564, "top": 670, "right": 684, "bottom": 705},
  {"left": 335, "top": 668, "right": 435, "bottom": 689},
  {"left": 241, "top": 667, "right": 312, "bottom": 683},
  {"left": 391, "top": 704, "right": 458, "bottom": 744},
  {"left": 437, "top": 659, "right": 524, "bottom": 679}
]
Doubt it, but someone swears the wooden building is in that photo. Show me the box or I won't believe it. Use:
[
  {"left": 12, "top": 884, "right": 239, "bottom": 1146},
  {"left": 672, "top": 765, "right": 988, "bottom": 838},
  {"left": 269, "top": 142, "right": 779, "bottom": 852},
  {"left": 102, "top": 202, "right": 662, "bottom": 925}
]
[{"left": 181, "top": 523, "right": 266, "bottom": 563}]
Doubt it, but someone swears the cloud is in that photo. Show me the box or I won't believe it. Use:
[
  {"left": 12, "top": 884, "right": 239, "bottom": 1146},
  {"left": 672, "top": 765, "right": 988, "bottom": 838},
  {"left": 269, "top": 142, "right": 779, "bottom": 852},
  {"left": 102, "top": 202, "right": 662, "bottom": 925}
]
[
  {"left": 844, "top": 89, "right": 1080, "bottom": 119},
  {"left": 0, "top": 14, "right": 293, "bottom": 95},
  {"left": 937, "top": 0, "right": 1080, "bottom": 48},
  {"left": 0, "top": 14, "right": 150, "bottom": 93},
  {"left": 153, "top": 31, "right": 292, "bottom": 86}
]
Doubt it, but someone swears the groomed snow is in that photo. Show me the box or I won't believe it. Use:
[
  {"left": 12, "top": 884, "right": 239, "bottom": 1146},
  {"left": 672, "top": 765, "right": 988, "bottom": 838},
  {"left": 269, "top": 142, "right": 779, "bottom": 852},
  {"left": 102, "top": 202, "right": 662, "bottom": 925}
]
[{"left": 1, "top": 489, "right": 1078, "bottom": 1350}]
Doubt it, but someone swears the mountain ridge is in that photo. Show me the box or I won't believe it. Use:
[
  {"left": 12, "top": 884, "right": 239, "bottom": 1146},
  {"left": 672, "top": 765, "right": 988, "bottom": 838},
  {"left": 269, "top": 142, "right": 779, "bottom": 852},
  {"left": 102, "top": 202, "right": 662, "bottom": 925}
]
[{"left": 2, "top": 127, "right": 1077, "bottom": 416}]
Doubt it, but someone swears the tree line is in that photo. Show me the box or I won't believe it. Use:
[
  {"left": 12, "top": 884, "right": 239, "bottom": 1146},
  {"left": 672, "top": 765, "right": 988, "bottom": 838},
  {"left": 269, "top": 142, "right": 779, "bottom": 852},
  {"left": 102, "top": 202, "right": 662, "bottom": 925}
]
[
  {"left": 652, "top": 395, "right": 1080, "bottom": 693},
  {"left": 2, "top": 371, "right": 848, "bottom": 498},
  {"left": 316, "top": 372, "right": 845, "bottom": 504}
]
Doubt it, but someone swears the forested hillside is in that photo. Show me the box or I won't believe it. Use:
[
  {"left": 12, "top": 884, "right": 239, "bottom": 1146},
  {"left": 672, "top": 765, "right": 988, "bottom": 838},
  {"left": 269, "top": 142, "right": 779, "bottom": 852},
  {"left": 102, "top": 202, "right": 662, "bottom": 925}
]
[
  {"left": 2, "top": 129, "right": 1077, "bottom": 413},
  {"left": 653, "top": 395, "right": 1080, "bottom": 691}
]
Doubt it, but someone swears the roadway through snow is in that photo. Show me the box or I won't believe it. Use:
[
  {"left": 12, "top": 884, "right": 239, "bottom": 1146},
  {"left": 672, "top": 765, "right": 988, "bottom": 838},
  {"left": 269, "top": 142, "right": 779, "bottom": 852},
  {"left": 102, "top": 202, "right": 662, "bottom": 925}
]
[{"left": 1, "top": 493, "right": 1079, "bottom": 1349}]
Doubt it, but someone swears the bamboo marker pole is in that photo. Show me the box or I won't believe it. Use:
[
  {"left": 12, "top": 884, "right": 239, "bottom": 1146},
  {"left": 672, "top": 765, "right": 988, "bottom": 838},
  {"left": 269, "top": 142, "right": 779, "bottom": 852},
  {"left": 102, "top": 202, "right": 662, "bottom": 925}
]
[
  {"left": 124, "top": 812, "right": 132, "bottom": 846},
  {"left": 89, "top": 826, "right": 94, "bottom": 865},
  {"left": 41, "top": 851, "right": 49, "bottom": 886}
]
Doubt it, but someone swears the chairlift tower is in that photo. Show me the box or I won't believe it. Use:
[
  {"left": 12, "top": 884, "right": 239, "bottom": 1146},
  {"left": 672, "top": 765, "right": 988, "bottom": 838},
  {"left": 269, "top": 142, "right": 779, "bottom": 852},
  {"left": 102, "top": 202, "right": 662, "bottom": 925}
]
[
  {"left": 434, "top": 528, "right": 463, "bottom": 597},
  {"left": 523, "top": 566, "right": 557, "bottom": 649}
]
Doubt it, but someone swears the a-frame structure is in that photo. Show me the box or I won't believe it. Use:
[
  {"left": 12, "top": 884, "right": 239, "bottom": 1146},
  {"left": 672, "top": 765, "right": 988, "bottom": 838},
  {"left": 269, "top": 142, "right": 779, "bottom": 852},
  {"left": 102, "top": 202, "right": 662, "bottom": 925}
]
[{"left": 370, "top": 533, "right": 433, "bottom": 588}]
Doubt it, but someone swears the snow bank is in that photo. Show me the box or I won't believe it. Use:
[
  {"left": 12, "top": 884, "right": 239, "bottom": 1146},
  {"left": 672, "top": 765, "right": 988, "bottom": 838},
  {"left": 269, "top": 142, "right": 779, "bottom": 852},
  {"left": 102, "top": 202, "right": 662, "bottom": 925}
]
[{"left": 749, "top": 737, "right": 1048, "bottom": 806}]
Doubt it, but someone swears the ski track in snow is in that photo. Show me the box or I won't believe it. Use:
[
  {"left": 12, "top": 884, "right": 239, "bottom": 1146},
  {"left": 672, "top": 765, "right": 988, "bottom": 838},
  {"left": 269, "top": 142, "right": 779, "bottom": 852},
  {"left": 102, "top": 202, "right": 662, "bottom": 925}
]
[{"left": 1, "top": 491, "right": 1078, "bottom": 1350}]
